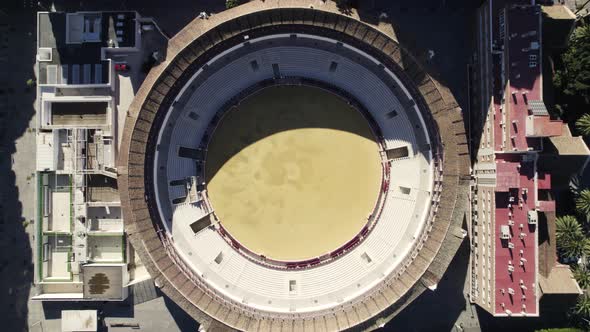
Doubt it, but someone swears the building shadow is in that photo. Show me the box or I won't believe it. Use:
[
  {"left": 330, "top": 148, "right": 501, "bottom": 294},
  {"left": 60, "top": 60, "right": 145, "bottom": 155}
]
[
  {"left": 374, "top": 0, "right": 480, "bottom": 164},
  {"left": 162, "top": 292, "right": 201, "bottom": 331},
  {"left": 0, "top": 3, "right": 36, "bottom": 331},
  {"left": 203, "top": 84, "right": 386, "bottom": 183},
  {"left": 47, "top": 0, "right": 226, "bottom": 37},
  {"left": 41, "top": 299, "right": 135, "bottom": 320},
  {"left": 383, "top": 239, "right": 471, "bottom": 332}
]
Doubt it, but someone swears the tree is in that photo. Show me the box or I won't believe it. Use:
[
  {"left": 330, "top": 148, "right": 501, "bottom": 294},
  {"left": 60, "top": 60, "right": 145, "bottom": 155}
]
[
  {"left": 557, "top": 215, "right": 584, "bottom": 243},
  {"left": 555, "top": 24, "right": 590, "bottom": 102},
  {"left": 226, "top": 0, "right": 240, "bottom": 9},
  {"left": 560, "top": 232, "right": 590, "bottom": 260},
  {"left": 571, "top": 174, "right": 583, "bottom": 197},
  {"left": 556, "top": 216, "right": 589, "bottom": 260},
  {"left": 576, "top": 114, "right": 590, "bottom": 136},
  {"left": 554, "top": 24, "right": 590, "bottom": 123},
  {"left": 576, "top": 189, "right": 590, "bottom": 223},
  {"left": 574, "top": 265, "right": 590, "bottom": 289},
  {"left": 575, "top": 294, "right": 590, "bottom": 320}
]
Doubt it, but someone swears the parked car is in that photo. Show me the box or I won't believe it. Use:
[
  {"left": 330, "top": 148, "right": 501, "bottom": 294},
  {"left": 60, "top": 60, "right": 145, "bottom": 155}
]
[{"left": 115, "top": 63, "right": 130, "bottom": 72}]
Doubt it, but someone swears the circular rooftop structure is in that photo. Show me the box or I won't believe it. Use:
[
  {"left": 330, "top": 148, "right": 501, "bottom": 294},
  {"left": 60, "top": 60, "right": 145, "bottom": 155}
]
[{"left": 119, "top": 3, "right": 469, "bottom": 331}]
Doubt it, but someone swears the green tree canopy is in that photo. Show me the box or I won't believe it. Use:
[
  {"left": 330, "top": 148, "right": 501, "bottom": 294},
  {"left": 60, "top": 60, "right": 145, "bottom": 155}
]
[
  {"left": 574, "top": 265, "right": 590, "bottom": 289},
  {"left": 554, "top": 24, "right": 590, "bottom": 122},
  {"left": 576, "top": 189, "right": 590, "bottom": 223},
  {"left": 575, "top": 294, "right": 590, "bottom": 320},
  {"left": 557, "top": 215, "right": 584, "bottom": 242},
  {"left": 226, "top": 0, "right": 240, "bottom": 9},
  {"left": 576, "top": 113, "right": 590, "bottom": 136},
  {"left": 554, "top": 24, "right": 590, "bottom": 102},
  {"left": 561, "top": 232, "right": 590, "bottom": 260}
]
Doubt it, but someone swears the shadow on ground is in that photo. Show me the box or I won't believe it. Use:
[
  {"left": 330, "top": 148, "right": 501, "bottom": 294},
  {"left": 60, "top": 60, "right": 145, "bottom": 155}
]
[
  {"left": 162, "top": 293, "right": 201, "bottom": 331},
  {"left": 204, "top": 85, "right": 379, "bottom": 182},
  {"left": 0, "top": 1, "right": 37, "bottom": 330},
  {"left": 45, "top": 0, "right": 225, "bottom": 36},
  {"left": 384, "top": 240, "right": 471, "bottom": 332}
]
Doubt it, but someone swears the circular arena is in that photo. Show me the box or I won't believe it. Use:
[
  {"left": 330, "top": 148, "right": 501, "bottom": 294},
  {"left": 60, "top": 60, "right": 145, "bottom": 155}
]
[{"left": 119, "top": 2, "right": 469, "bottom": 331}]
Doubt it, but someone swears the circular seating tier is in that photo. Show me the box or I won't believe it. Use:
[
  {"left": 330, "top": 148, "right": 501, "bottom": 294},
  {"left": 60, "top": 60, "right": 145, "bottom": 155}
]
[{"left": 152, "top": 34, "right": 434, "bottom": 314}]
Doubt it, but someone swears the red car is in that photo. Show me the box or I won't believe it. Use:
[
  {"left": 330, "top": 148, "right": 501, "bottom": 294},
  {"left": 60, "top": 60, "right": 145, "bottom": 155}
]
[{"left": 115, "top": 63, "right": 129, "bottom": 72}]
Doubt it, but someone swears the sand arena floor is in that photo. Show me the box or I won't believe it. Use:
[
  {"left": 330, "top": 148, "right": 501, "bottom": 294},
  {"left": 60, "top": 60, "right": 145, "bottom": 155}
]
[{"left": 205, "top": 86, "right": 382, "bottom": 261}]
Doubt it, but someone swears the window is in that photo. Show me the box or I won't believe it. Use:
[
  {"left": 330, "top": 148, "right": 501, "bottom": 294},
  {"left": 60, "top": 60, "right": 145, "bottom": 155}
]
[
  {"left": 289, "top": 280, "right": 297, "bottom": 293},
  {"left": 399, "top": 186, "right": 411, "bottom": 195},
  {"left": 386, "top": 110, "right": 398, "bottom": 118},
  {"left": 329, "top": 61, "right": 338, "bottom": 72},
  {"left": 272, "top": 63, "right": 280, "bottom": 78},
  {"left": 214, "top": 252, "right": 224, "bottom": 264},
  {"left": 188, "top": 112, "right": 199, "bottom": 121},
  {"left": 361, "top": 252, "right": 372, "bottom": 264},
  {"left": 250, "top": 60, "right": 259, "bottom": 72},
  {"left": 386, "top": 146, "right": 409, "bottom": 159}
]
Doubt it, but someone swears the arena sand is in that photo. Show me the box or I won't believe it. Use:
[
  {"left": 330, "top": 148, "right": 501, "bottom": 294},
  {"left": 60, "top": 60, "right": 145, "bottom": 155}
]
[{"left": 205, "top": 85, "right": 382, "bottom": 261}]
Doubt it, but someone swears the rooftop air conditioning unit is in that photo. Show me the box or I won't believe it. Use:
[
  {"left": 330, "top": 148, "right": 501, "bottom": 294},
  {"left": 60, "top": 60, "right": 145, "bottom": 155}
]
[
  {"left": 500, "top": 225, "right": 511, "bottom": 240},
  {"left": 528, "top": 210, "right": 538, "bottom": 225}
]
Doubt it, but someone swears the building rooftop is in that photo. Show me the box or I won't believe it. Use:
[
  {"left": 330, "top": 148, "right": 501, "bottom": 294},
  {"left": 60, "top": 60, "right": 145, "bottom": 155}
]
[
  {"left": 505, "top": 5, "right": 543, "bottom": 152},
  {"left": 494, "top": 154, "right": 538, "bottom": 316},
  {"left": 547, "top": 126, "right": 590, "bottom": 155},
  {"left": 37, "top": 11, "right": 137, "bottom": 86},
  {"left": 472, "top": 0, "right": 584, "bottom": 319},
  {"left": 539, "top": 264, "right": 582, "bottom": 295},
  {"left": 82, "top": 264, "right": 126, "bottom": 300},
  {"left": 61, "top": 310, "right": 97, "bottom": 332}
]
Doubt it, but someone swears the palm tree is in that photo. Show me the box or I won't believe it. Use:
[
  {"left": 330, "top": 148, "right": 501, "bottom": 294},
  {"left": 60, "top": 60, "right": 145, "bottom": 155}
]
[
  {"left": 576, "top": 114, "right": 590, "bottom": 136},
  {"left": 561, "top": 233, "right": 590, "bottom": 261},
  {"left": 570, "top": 174, "right": 583, "bottom": 197},
  {"left": 576, "top": 189, "right": 590, "bottom": 223},
  {"left": 574, "top": 265, "right": 590, "bottom": 289},
  {"left": 575, "top": 294, "right": 590, "bottom": 320},
  {"left": 556, "top": 215, "right": 583, "bottom": 243}
]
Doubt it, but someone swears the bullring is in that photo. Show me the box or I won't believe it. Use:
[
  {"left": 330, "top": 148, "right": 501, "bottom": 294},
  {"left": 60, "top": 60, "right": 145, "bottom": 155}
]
[{"left": 118, "top": 2, "right": 469, "bottom": 331}]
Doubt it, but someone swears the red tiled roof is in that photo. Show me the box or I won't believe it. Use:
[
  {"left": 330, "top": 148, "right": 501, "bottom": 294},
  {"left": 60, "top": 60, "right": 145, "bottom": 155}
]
[
  {"left": 537, "top": 172, "right": 551, "bottom": 190},
  {"left": 476, "top": 0, "right": 564, "bottom": 317},
  {"left": 490, "top": 4, "right": 542, "bottom": 316},
  {"left": 494, "top": 155, "right": 537, "bottom": 316},
  {"left": 532, "top": 117, "right": 563, "bottom": 137},
  {"left": 505, "top": 5, "right": 543, "bottom": 152},
  {"left": 538, "top": 200, "right": 556, "bottom": 212},
  {"left": 496, "top": 161, "right": 521, "bottom": 191}
]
